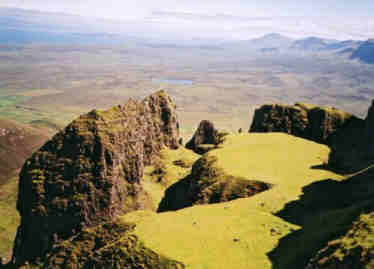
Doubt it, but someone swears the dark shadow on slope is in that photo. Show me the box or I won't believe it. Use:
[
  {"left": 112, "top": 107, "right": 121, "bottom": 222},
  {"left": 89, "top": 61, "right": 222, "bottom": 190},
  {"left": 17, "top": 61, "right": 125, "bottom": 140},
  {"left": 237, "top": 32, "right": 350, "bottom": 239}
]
[
  {"left": 158, "top": 154, "right": 272, "bottom": 213},
  {"left": 267, "top": 166, "right": 374, "bottom": 269},
  {"left": 157, "top": 173, "right": 272, "bottom": 213},
  {"left": 310, "top": 163, "right": 349, "bottom": 175},
  {"left": 157, "top": 176, "right": 193, "bottom": 212}
]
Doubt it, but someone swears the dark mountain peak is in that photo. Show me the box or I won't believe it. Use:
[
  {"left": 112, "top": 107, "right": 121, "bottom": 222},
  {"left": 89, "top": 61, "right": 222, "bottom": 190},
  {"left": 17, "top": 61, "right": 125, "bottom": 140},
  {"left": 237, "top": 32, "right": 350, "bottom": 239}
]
[
  {"left": 351, "top": 39, "right": 374, "bottom": 64},
  {"left": 11, "top": 90, "right": 180, "bottom": 266}
]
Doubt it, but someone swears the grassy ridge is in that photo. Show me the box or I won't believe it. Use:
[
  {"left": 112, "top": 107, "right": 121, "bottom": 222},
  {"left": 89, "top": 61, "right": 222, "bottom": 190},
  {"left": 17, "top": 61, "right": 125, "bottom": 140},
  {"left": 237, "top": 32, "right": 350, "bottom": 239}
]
[{"left": 123, "top": 133, "right": 343, "bottom": 269}]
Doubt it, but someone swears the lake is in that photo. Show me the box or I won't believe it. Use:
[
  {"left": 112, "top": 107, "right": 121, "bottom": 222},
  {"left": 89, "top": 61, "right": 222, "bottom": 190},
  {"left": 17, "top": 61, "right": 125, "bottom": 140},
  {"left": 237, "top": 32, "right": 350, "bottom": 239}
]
[{"left": 152, "top": 78, "right": 193, "bottom": 85}]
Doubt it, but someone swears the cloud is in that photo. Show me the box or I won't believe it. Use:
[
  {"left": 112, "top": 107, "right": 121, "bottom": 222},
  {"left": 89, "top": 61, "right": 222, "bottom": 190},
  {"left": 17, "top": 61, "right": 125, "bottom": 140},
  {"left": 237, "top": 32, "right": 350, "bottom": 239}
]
[{"left": 0, "top": 0, "right": 373, "bottom": 40}]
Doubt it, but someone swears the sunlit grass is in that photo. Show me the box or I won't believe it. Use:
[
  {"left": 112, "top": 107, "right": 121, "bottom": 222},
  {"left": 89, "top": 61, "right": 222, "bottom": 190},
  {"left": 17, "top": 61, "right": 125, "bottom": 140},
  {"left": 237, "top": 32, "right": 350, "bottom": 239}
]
[{"left": 123, "top": 133, "right": 342, "bottom": 269}]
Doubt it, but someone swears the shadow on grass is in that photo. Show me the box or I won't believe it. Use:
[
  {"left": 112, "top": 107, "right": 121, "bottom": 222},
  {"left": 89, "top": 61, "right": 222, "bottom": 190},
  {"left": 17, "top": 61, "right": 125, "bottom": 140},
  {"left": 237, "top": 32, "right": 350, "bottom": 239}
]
[
  {"left": 310, "top": 163, "right": 350, "bottom": 174},
  {"left": 267, "top": 166, "right": 374, "bottom": 269},
  {"left": 157, "top": 176, "right": 193, "bottom": 212}
]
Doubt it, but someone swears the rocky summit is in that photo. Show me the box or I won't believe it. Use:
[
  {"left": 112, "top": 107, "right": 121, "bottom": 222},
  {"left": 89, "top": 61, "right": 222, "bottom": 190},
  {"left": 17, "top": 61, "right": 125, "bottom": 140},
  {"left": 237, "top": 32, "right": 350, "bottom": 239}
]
[
  {"left": 11, "top": 90, "right": 180, "bottom": 266},
  {"left": 249, "top": 103, "right": 356, "bottom": 145}
]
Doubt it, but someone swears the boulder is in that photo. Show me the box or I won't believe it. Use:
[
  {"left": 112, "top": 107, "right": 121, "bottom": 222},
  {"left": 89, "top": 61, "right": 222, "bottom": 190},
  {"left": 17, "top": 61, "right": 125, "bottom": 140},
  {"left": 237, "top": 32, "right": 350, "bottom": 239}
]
[
  {"left": 186, "top": 120, "right": 229, "bottom": 154},
  {"left": 186, "top": 120, "right": 219, "bottom": 154},
  {"left": 11, "top": 90, "right": 180, "bottom": 266}
]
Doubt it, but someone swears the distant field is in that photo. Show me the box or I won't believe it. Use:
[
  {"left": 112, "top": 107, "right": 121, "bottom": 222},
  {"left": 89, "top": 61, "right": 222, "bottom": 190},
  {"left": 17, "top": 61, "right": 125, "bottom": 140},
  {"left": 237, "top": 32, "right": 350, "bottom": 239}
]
[{"left": 0, "top": 44, "right": 373, "bottom": 139}]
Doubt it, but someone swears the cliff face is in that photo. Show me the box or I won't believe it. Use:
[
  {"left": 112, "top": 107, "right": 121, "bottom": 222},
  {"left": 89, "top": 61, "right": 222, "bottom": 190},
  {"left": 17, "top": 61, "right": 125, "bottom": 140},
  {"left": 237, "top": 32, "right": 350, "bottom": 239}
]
[
  {"left": 365, "top": 100, "right": 374, "bottom": 159},
  {"left": 11, "top": 90, "right": 180, "bottom": 266},
  {"left": 249, "top": 103, "right": 356, "bottom": 145},
  {"left": 249, "top": 102, "right": 374, "bottom": 172},
  {"left": 328, "top": 100, "right": 374, "bottom": 172}
]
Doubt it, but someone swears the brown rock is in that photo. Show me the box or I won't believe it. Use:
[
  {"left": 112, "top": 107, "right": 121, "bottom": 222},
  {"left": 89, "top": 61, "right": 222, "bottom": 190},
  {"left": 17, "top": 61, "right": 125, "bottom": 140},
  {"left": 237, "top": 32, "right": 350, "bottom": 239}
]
[
  {"left": 327, "top": 100, "right": 374, "bottom": 172},
  {"left": 250, "top": 104, "right": 309, "bottom": 139},
  {"left": 11, "top": 90, "right": 180, "bottom": 266},
  {"left": 186, "top": 120, "right": 221, "bottom": 154},
  {"left": 186, "top": 120, "right": 219, "bottom": 152},
  {"left": 158, "top": 155, "right": 271, "bottom": 212},
  {"left": 250, "top": 103, "right": 354, "bottom": 145}
]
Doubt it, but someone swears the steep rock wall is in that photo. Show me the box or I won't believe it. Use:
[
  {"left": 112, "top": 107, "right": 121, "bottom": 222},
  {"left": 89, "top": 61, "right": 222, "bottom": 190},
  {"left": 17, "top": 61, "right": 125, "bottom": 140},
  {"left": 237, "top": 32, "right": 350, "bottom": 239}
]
[{"left": 11, "top": 90, "right": 180, "bottom": 265}]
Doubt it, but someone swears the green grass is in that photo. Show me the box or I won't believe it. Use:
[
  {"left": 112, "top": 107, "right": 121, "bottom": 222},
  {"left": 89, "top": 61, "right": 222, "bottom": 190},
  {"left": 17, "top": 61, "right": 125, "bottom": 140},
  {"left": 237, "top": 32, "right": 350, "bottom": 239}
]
[
  {"left": 0, "top": 176, "right": 19, "bottom": 260},
  {"left": 0, "top": 95, "right": 30, "bottom": 108},
  {"left": 142, "top": 146, "right": 200, "bottom": 210},
  {"left": 122, "top": 133, "right": 343, "bottom": 269}
]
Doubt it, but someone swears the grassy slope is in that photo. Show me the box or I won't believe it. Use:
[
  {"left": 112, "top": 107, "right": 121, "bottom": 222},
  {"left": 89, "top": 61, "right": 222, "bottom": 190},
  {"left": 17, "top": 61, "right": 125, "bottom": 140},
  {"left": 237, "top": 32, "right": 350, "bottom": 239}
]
[
  {"left": 0, "top": 119, "right": 49, "bottom": 259},
  {"left": 142, "top": 147, "right": 200, "bottom": 210},
  {"left": 123, "top": 133, "right": 344, "bottom": 269},
  {"left": 0, "top": 176, "right": 19, "bottom": 260}
]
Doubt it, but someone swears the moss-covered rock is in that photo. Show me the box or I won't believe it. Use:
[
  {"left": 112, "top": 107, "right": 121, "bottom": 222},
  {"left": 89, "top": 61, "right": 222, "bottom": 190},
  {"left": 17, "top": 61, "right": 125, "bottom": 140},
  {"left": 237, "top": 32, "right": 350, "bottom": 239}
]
[
  {"left": 43, "top": 220, "right": 184, "bottom": 269},
  {"left": 306, "top": 211, "right": 374, "bottom": 269},
  {"left": 13, "top": 220, "right": 184, "bottom": 269},
  {"left": 11, "top": 90, "right": 180, "bottom": 266},
  {"left": 249, "top": 103, "right": 355, "bottom": 145},
  {"left": 328, "top": 100, "right": 374, "bottom": 172},
  {"left": 158, "top": 154, "right": 271, "bottom": 212},
  {"left": 249, "top": 102, "right": 374, "bottom": 172},
  {"left": 186, "top": 120, "right": 227, "bottom": 154}
]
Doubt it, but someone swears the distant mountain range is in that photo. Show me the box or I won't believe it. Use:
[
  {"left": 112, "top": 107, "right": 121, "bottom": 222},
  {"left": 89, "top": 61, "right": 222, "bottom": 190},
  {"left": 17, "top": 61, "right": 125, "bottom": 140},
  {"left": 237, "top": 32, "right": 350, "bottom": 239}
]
[
  {"left": 227, "top": 34, "right": 373, "bottom": 64},
  {"left": 351, "top": 39, "right": 374, "bottom": 64},
  {"left": 0, "top": 7, "right": 373, "bottom": 64}
]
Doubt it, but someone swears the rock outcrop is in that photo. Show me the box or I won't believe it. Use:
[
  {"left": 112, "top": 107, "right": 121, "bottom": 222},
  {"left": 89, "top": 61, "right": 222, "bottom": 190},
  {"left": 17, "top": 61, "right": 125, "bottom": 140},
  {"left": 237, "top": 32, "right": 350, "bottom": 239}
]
[
  {"left": 249, "top": 102, "right": 374, "bottom": 172},
  {"left": 186, "top": 120, "right": 228, "bottom": 154},
  {"left": 328, "top": 100, "right": 374, "bottom": 172},
  {"left": 365, "top": 100, "right": 374, "bottom": 159},
  {"left": 305, "top": 212, "right": 374, "bottom": 269},
  {"left": 249, "top": 103, "right": 356, "bottom": 145},
  {"left": 40, "top": 220, "right": 185, "bottom": 269},
  {"left": 11, "top": 90, "right": 180, "bottom": 266},
  {"left": 158, "top": 154, "right": 271, "bottom": 212},
  {"left": 186, "top": 120, "right": 220, "bottom": 154}
]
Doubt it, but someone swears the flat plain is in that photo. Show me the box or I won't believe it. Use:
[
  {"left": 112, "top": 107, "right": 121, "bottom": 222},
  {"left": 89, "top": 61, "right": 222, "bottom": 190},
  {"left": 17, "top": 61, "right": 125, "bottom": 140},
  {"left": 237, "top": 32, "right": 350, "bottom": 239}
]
[{"left": 1, "top": 44, "right": 374, "bottom": 140}]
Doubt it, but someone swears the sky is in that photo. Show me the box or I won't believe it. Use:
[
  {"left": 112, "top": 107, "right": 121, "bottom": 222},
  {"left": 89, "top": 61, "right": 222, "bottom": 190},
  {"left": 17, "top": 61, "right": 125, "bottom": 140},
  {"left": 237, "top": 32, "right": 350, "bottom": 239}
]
[
  {"left": 2, "top": 0, "right": 373, "bottom": 18},
  {"left": 0, "top": 0, "right": 373, "bottom": 40}
]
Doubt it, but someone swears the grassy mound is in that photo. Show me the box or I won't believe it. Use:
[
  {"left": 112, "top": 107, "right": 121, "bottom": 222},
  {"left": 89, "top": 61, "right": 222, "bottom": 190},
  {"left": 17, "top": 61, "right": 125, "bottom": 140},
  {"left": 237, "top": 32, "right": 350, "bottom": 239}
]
[
  {"left": 158, "top": 153, "right": 271, "bottom": 212},
  {"left": 122, "top": 133, "right": 344, "bottom": 269}
]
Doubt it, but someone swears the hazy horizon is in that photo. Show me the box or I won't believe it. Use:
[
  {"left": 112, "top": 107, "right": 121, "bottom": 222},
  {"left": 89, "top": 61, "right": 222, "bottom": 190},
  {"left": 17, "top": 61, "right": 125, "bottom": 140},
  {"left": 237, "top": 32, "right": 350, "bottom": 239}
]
[{"left": 0, "top": 1, "right": 373, "bottom": 40}]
